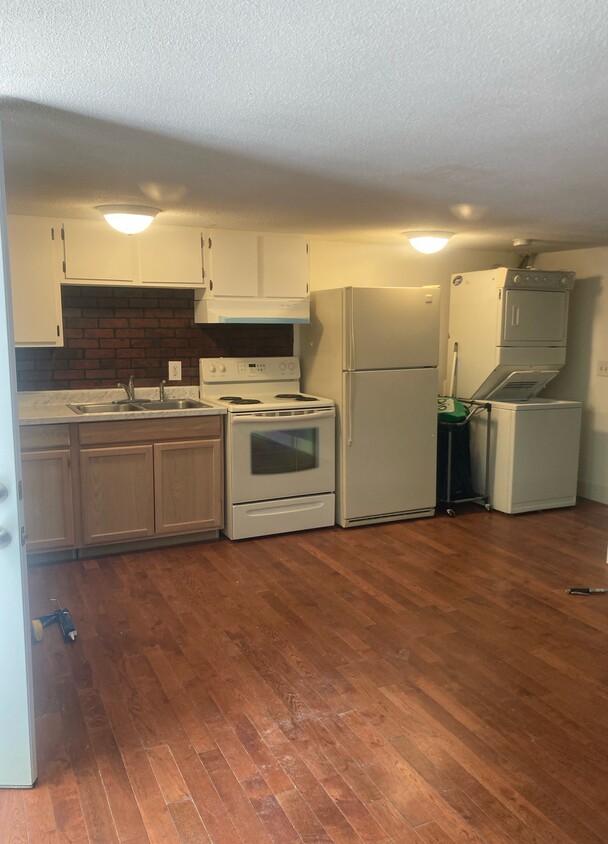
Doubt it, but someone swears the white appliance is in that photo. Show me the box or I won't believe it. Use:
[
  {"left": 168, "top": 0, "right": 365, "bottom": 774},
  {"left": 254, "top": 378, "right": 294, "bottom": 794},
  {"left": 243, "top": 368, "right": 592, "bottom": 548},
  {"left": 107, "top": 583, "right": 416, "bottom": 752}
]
[
  {"left": 194, "top": 296, "right": 309, "bottom": 324},
  {"left": 199, "top": 357, "right": 335, "bottom": 540},
  {"left": 449, "top": 267, "right": 581, "bottom": 513},
  {"left": 469, "top": 399, "right": 582, "bottom": 514},
  {"left": 449, "top": 267, "right": 574, "bottom": 401},
  {"left": 300, "top": 286, "right": 440, "bottom": 527}
]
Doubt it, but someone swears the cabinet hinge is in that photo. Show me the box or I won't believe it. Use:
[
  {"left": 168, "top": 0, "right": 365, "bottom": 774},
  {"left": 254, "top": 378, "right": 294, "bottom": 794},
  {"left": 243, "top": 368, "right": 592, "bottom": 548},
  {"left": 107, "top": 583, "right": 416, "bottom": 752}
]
[
  {"left": 57, "top": 324, "right": 61, "bottom": 337},
  {"left": 210, "top": 279, "right": 214, "bottom": 291},
  {"left": 208, "top": 237, "right": 212, "bottom": 249},
  {"left": 50, "top": 227, "right": 55, "bottom": 240},
  {"left": 202, "top": 267, "right": 205, "bottom": 279},
  {"left": 306, "top": 283, "right": 309, "bottom": 293},
  {"left": 306, "top": 243, "right": 309, "bottom": 254},
  {"left": 18, "top": 480, "right": 23, "bottom": 501},
  {"left": 60, "top": 226, "right": 65, "bottom": 241},
  {"left": 62, "top": 260, "right": 66, "bottom": 273}
]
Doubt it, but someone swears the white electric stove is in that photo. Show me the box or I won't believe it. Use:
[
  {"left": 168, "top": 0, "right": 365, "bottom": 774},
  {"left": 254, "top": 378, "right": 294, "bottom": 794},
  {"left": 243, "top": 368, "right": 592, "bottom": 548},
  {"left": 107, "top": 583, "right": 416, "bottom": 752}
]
[{"left": 199, "top": 357, "right": 336, "bottom": 539}]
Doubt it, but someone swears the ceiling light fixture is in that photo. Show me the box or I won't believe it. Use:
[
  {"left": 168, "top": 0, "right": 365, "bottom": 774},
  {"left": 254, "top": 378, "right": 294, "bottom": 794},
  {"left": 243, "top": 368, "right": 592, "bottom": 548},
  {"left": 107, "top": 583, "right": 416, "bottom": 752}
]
[
  {"left": 404, "top": 231, "right": 453, "bottom": 254},
  {"left": 96, "top": 204, "right": 161, "bottom": 234}
]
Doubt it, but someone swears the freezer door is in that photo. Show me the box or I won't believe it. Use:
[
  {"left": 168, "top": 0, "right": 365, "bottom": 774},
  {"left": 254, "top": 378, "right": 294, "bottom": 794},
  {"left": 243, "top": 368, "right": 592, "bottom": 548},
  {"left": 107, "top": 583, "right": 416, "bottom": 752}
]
[
  {"left": 345, "top": 287, "right": 440, "bottom": 370},
  {"left": 341, "top": 368, "right": 437, "bottom": 521}
]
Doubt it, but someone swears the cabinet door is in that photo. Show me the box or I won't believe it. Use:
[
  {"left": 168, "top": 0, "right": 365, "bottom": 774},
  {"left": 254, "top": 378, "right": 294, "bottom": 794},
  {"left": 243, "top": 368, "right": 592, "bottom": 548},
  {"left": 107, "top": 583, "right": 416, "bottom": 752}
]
[
  {"left": 62, "top": 220, "right": 135, "bottom": 283},
  {"left": 8, "top": 216, "right": 63, "bottom": 347},
  {"left": 80, "top": 444, "right": 154, "bottom": 544},
  {"left": 21, "top": 449, "right": 74, "bottom": 551},
  {"left": 154, "top": 439, "right": 223, "bottom": 534},
  {"left": 259, "top": 235, "right": 309, "bottom": 298},
  {"left": 137, "top": 225, "right": 203, "bottom": 285},
  {"left": 205, "top": 230, "right": 259, "bottom": 296}
]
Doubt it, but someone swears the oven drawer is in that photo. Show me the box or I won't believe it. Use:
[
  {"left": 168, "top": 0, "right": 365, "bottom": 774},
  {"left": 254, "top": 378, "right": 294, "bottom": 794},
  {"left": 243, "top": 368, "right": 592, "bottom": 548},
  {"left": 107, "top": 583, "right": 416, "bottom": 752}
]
[
  {"left": 227, "top": 407, "right": 335, "bottom": 504},
  {"left": 228, "top": 493, "right": 335, "bottom": 540}
]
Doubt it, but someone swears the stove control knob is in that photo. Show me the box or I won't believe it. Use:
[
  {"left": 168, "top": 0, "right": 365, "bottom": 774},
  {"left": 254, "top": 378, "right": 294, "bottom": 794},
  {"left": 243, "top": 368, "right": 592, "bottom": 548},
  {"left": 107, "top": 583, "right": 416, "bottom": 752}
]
[
  {"left": 561, "top": 276, "right": 570, "bottom": 286},
  {"left": 280, "top": 362, "right": 286, "bottom": 370},
  {"left": 288, "top": 362, "right": 295, "bottom": 370},
  {"left": 512, "top": 274, "right": 521, "bottom": 284},
  {"left": 208, "top": 364, "right": 216, "bottom": 373},
  {"left": 218, "top": 363, "right": 226, "bottom": 372}
]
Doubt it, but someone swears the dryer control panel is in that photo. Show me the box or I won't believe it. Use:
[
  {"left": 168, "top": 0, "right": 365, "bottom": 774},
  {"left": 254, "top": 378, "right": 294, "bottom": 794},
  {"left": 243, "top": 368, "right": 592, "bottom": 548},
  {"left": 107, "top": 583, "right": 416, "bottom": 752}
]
[{"left": 503, "top": 269, "right": 574, "bottom": 291}]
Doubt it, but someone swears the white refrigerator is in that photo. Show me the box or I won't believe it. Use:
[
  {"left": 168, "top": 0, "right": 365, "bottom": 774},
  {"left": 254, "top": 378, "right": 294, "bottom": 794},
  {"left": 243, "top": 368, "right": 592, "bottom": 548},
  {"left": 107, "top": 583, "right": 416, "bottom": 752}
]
[{"left": 300, "top": 286, "right": 440, "bottom": 527}]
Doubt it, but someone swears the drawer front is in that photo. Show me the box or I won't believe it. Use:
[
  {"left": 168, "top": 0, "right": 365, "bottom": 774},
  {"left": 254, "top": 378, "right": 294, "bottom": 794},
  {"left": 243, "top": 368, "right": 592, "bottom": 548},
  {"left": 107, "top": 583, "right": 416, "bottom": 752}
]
[
  {"left": 20, "top": 424, "right": 71, "bottom": 450},
  {"left": 78, "top": 415, "right": 223, "bottom": 446}
]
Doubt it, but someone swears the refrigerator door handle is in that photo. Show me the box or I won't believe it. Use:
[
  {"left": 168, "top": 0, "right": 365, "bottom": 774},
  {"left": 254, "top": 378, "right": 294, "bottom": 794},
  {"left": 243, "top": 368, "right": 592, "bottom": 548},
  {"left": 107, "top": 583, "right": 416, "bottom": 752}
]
[{"left": 346, "top": 372, "right": 354, "bottom": 446}]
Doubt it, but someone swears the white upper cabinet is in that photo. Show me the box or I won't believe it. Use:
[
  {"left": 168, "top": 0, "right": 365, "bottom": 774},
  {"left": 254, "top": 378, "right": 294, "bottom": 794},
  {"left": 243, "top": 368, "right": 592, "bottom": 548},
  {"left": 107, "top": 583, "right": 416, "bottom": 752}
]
[
  {"left": 62, "top": 219, "right": 134, "bottom": 282},
  {"left": 61, "top": 219, "right": 204, "bottom": 287},
  {"left": 259, "top": 235, "right": 309, "bottom": 298},
  {"left": 202, "top": 229, "right": 309, "bottom": 299},
  {"left": 137, "top": 225, "right": 203, "bottom": 285},
  {"left": 8, "top": 215, "right": 63, "bottom": 347},
  {"left": 203, "top": 230, "right": 258, "bottom": 296}
]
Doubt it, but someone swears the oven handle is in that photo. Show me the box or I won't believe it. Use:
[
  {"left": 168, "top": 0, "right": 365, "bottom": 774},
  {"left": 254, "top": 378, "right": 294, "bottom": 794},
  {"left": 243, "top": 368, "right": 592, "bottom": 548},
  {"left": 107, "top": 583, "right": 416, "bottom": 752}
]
[{"left": 230, "top": 409, "right": 336, "bottom": 424}]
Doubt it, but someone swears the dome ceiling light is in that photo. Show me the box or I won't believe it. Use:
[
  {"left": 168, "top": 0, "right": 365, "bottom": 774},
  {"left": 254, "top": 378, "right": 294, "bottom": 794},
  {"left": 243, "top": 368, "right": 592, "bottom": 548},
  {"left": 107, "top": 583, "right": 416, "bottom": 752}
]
[
  {"left": 404, "top": 231, "right": 453, "bottom": 254},
  {"left": 96, "top": 205, "right": 161, "bottom": 234}
]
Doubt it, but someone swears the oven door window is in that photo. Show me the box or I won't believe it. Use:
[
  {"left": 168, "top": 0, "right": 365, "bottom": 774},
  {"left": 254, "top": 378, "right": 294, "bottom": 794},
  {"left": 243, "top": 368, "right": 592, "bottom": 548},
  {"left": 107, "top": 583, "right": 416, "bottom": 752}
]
[{"left": 251, "top": 428, "right": 318, "bottom": 475}]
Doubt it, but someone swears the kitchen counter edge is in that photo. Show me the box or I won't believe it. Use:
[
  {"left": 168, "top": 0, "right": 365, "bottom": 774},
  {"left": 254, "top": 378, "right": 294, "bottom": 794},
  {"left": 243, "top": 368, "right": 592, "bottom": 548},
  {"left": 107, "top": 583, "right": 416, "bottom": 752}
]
[{"left": 18, "top": 388, "right": 226, "bottom": 426}]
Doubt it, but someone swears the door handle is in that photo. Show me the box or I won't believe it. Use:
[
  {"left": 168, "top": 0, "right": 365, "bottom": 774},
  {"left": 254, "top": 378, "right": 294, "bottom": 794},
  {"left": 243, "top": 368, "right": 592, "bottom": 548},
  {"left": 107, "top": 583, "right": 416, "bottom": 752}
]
[{"left": 0, "top": 528, "right": 12, "bottom": 549}]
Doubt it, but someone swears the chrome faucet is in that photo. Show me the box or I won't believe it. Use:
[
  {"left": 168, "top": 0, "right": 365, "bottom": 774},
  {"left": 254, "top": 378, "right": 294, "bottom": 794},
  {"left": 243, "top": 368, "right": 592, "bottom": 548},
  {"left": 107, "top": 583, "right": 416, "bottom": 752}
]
[
  {"left": 117, "top": 374, "right": 135, "bottom": 401},
  {"left": 159, "top": 379, "right": 166, "bottom": 401}
]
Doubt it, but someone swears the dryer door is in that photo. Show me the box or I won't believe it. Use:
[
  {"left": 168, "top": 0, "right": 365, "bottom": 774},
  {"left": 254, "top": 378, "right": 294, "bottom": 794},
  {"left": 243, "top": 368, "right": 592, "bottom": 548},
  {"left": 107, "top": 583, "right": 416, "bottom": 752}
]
[{"left": 501, "top": 289, "right": 568, "bottom": 346}]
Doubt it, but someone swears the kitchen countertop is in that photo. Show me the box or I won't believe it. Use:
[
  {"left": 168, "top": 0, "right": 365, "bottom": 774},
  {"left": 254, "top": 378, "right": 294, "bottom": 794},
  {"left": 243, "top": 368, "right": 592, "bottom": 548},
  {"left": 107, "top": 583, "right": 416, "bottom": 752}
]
[{"left": 19, "top": 387, "right": 226, "bottom": 425}]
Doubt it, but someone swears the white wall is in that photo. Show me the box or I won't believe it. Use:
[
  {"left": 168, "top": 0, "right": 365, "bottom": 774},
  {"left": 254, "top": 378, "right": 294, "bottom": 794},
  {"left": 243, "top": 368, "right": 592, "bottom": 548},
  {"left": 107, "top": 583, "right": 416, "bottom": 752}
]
[
  {"left": 537, "top": 248, "right": 608, "bottom": 503},
  {"left": 307, "top": 240, "right": 516, "bottom": 390}
]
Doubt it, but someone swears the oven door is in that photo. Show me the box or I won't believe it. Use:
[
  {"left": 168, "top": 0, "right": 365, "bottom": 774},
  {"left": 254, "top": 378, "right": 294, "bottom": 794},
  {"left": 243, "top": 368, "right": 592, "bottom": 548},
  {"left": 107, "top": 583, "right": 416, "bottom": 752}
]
[{"left": 228, "top": 407, "right": 336, "bottom": 503}]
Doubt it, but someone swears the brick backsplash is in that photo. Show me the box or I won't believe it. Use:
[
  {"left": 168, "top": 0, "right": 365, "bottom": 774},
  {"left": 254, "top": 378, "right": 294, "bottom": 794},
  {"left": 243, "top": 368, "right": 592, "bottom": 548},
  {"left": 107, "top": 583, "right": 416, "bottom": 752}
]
[{"left": 15, "top": 286, "right": 293, "bottom": 391}]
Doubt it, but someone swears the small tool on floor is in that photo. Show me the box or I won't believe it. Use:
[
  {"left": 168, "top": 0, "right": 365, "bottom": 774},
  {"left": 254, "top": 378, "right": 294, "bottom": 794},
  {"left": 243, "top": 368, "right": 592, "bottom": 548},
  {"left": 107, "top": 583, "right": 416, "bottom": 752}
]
[
  {"left": 565, "top": 587, "right": 608, "bottom": 595},
  {"left": 31, "top": 599, "right": 77, "bottom": 643}
]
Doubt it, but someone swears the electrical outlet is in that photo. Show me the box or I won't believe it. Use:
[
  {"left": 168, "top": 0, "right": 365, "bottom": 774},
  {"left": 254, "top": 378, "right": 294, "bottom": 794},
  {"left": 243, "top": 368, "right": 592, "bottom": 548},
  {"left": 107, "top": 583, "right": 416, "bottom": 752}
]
[
  {"left": 168, "top": 361, "right": 182, "bottom": 381},
  {"left": 598, "top": 361, "right": 608, "bottom": 377}
]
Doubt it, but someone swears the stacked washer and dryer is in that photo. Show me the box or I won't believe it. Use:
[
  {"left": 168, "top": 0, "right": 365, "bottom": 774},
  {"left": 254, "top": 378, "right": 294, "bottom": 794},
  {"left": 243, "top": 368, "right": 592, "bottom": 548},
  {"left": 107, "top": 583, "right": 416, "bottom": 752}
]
[{"left": 448, "top": 267, "right": 582, "bottom": 514}]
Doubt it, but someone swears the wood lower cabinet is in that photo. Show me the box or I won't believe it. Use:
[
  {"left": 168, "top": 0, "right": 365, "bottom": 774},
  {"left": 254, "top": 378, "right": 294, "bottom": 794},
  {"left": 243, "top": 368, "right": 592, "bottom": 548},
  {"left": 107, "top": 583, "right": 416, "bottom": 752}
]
[
  {"left": 154, "top": 439, "right": 223, "bottom": 534},
  {"left": 79, "top": 444, "right": 155, "bottom": 544},
  {"left": 20, "top": 415, "right": 224, "bottom": 556},
  {"left": 20, "top": 425, "right": 75, "bottom": 552},
  {"left": 77, "top": 416, "right": 223, "bottom": 547}
]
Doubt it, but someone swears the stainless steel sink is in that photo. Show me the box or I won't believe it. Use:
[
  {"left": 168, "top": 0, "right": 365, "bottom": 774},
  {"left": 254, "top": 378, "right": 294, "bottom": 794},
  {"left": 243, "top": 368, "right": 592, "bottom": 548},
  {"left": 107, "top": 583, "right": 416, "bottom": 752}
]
[
  {"left": 67, "top": 398, "right": 209, "bottom": 414},
  {"left": 67, "top": 402, "right": 143, "bottom": 414},
  {"left": 140, "top": 399, "right": 207, "bottom": 410}
]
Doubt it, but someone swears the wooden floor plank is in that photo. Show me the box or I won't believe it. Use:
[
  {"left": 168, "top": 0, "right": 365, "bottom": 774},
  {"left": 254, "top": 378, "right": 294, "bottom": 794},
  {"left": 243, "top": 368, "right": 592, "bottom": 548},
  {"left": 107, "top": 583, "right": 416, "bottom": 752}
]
[{"left": 8, "top": 498, "right": 608, "bottom": 844}]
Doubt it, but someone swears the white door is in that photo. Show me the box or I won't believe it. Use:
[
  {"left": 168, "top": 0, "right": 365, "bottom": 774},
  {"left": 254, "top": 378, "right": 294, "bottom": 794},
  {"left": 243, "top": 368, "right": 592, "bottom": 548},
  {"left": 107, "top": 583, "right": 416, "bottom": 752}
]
[
  {"left": 0, "top": 127, "right": 37, "bottom": 786},
  {"left": 341, "top": 368, "right": 437, "bottom": 521},
  {"left": 228, "top": 408, "right": 336, "bottom": 503},
  {"left": 346, "top": 287, "right": 440, "bottom": 370},
  {"left": 501, "top": 289, "right": 569, "bottom": 346}
]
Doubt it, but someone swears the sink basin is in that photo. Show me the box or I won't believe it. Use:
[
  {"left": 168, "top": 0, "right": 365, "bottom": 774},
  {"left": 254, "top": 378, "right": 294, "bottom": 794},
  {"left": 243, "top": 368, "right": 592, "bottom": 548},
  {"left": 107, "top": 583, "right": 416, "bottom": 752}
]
[
  {"left": 140, "top": 399, "right": 208, "bottom": 410},
  {"left": 68, "top": 402, "right": 143, "bottom": 414},
  {"left": 67, "top": 398, "right": 209, "bottom": 414}
]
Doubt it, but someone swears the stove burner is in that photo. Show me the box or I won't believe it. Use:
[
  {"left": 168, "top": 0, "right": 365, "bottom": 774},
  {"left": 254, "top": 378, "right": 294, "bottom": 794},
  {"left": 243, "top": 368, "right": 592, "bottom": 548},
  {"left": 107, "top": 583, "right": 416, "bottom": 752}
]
[
  {"left": 219, "top": 395, "right": 262, "bottom": 405},
  {"left": 274, "top": 393, "right": 318, "bottom": 402}
]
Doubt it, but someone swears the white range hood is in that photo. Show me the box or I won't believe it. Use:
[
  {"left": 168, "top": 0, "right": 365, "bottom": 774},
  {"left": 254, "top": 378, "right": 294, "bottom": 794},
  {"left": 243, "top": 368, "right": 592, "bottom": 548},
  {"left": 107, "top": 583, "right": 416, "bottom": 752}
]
[{"left": 194, "top": 295, "right": 309, "bottom": 324}]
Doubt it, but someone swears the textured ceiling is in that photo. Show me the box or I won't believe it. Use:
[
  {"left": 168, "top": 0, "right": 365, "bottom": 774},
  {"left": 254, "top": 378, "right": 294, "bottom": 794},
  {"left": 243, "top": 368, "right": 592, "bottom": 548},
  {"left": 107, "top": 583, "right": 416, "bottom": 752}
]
[{"left": 1, "top": 0, "right": 608, "bottom": 251}]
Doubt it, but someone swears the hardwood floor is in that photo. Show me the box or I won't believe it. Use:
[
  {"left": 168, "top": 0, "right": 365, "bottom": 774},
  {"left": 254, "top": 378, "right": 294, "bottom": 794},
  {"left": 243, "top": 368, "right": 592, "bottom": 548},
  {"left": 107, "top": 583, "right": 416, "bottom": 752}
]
[{"left": 4, "top": 499, "right": 608, "bottom": 842}]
